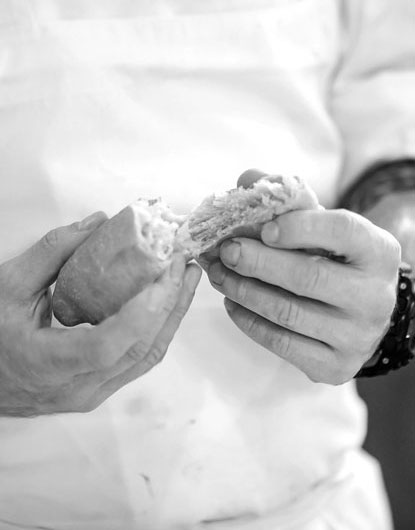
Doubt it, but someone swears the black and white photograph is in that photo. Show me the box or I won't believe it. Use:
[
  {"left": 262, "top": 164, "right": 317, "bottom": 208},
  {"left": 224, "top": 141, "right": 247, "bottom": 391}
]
[{"left": 0, "top": 1, "right": 414, "bottom": 529}]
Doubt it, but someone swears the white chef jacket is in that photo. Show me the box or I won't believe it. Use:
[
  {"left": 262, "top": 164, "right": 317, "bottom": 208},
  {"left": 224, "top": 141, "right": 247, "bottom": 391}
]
[{"left": 0, "top": 1, "right": 414, "bottom": 529}]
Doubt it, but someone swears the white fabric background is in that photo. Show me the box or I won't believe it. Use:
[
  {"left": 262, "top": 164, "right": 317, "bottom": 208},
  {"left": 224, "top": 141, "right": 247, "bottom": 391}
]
[{"left": 1, "top": 0, "right": 413, "bottom": 528}]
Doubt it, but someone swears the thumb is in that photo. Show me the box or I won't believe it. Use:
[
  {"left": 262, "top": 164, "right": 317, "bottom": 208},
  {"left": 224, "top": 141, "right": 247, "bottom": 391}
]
[
  {"left": 237, "top": 168, "right": 268, "bottom": 189},
  {"left": 11, "top": 211, "right": 108, "bottom": 294}
]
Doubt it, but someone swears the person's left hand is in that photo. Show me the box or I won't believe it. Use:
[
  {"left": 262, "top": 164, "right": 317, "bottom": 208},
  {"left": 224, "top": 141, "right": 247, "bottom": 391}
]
[{"left": 204, "top": 180, "right": 401, "bottom": 385}]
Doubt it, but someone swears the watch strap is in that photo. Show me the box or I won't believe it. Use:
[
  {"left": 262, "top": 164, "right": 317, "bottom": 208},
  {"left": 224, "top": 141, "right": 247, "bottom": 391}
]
[{"left": 355, "top": 264, "right": 415, "bottom": 377}]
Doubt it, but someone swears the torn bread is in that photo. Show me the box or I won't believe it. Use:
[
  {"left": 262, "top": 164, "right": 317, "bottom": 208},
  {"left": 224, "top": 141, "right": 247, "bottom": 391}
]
[
  {"left": 180, "top": 174, "right": 318, "bottom": 256},
  {"left": 53, "top": 199, "right": 184, "bottom": 326},
  {"left": 53, "top": 175, "right": 318, "bottom": 326}
]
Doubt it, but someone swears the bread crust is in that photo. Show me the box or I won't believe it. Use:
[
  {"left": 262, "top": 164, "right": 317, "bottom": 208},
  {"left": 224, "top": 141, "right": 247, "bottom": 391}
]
[{"left": 53, "top": 205, "right": 170, "bottom": 326}]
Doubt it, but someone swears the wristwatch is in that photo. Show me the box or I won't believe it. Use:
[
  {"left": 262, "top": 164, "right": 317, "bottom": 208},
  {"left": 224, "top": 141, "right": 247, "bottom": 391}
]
[{"left": 355, "top": 263, "right": 415, "bottom": 377}]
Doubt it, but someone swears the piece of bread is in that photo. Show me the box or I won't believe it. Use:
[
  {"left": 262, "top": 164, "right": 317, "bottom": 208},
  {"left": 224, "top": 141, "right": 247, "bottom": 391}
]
[
  {"left": 52, "top": 175, "right": 318, "bottom": 326},
  {"left": 53, "top": 199, "right": 185, "bottom": 326},
  {"left": 180, "top": 174, "right": 319, "bottom": 256}
]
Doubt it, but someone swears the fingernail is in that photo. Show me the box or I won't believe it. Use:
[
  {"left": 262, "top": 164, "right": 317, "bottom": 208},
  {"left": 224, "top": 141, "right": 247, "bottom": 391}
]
[
  {"left": 169, "top": 254, "right": 186, "bottom": 285},
  {"left": 262, "top": 221, "right": 279, "bottom": 244},
  {"left": 78, "top": 211, "right": 107, "bottom": 231},
  {"left": 185, "top": 265, "right": 202, "bottom": 290},
  {"left": 224, "top": 297, "right": 235, "bottom": 314},
  {"left": 208, "top": 261, "right": 226, "bottom": 286},
  {"left": 237, "top": 169, "right": 268, "bottom": 189},
  {"left": 220, "top": 240, "right": 240, "bottom": 267}
]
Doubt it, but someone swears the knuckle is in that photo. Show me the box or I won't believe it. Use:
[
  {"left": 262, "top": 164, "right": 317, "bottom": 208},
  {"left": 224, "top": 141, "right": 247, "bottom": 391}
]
[
  {"left": 331, "top": 209, "right": 356, "bottom": 241},
  {"left": 125, "top": 345, "right": 140, "bottom": 362},
  {"left": 172, "top": 303, "right": 188, "bottom": 322},
  {"left": 126, "top": 339, "right": 148, "bottom": 363},
  {"left": 137, "top": 347, "right": 167, "bottom": 375},
  {"left": 147, "top": 345, "right": 167, "bottom": 366},
  {"left": 42, "top": 228, "right": 60, "bottom": 250},
  {"left": 276, "top": 299, "right": 302, "bottom": 330},
  {"left": 247, "top": 249, "right": 266, "bottom": 277},
  {"left": 270, "top": 331, "right": 292, "bottom": 359},
  {"left": 235, "top": 279, "right": 249, "bottom": 304},
  {"left": 298, "top": 261, "right": 328, "bottom": 295},
  {"left": 244, "top": 312, "right": 260, "bottom": 335}
]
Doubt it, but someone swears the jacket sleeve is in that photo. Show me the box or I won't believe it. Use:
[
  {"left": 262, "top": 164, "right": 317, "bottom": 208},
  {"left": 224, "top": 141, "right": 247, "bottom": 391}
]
[{"left": 331, "top": 0, "right": 415, "bottom": 195}]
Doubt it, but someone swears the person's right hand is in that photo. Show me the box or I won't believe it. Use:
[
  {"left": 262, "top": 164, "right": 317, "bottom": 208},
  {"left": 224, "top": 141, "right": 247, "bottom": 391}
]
[{"left": 0, "top": 212, "right": 201, "bottom": 417}]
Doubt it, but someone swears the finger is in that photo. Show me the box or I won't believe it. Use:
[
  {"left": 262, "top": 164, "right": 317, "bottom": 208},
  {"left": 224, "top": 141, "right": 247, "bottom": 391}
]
[
  {"left": 208, "top": 261, "right": 348, "bottom": 347},
  {"left": 86, "top": 254, "right": 187, "bottom": 369},
  {"left": 91, "top": 264, "right": 202, "bottom": 402},
  {"left": 32, "top": 254, "right": 188, "bottom": 376},
  {"left": 261, "top": 209, "right": 401, "bottom": 273},
  {"left": 223, "top": 298, "right": 358, "bottom": 385},
  {"left": 217, "top": 237, "right": 366, "bottom": 308},
  {"left": 197, "top": 247, "right": 220, "bottom": 271},
  {"left": 237, "top": 168, "right": 268, "bottom": 189},
  {"left": 124, "top": 263, "right": 202, "bottom": 364},
  {"left": 9, "top": 211, "right": 108, "bottom": 294},
  {"left": 29, "top": 326, "right": 94, "bottom": 382}
]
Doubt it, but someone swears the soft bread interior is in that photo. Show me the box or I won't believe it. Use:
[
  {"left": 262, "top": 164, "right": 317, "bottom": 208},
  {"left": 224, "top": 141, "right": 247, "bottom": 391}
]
[
  {"left": 131, "top": 199, "right": 185, "bottom": 261},
  {"left": 182, "top": 175, "right": 318, "bottom": 256},
  {"left": 133, "top": 175, "right": 318, "bottom": 261}
]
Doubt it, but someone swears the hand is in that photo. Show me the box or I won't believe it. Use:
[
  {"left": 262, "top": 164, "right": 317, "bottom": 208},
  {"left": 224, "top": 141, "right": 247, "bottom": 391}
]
[
  {"left": 205, "top": 176, "right": 401, "bottom": 385},
  {"left": 0, "top": 213, "right": 201, "bottom": 417}
]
